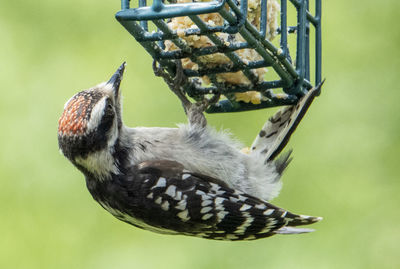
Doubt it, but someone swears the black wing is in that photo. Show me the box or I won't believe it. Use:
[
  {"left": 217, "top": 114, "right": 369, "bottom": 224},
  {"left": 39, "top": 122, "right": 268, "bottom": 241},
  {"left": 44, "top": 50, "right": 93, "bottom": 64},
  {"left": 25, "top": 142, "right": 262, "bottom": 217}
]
[{"left": 97, "top": 160, "right": 321, "bottom": 241}]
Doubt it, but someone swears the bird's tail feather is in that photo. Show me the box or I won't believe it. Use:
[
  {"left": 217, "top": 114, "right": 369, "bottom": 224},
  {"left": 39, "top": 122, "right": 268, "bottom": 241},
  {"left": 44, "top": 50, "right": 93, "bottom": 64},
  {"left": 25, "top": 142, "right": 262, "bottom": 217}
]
[
  {"left": 274, "top": 226, "right": 315, "bottom": 235},
  {"left": 250, "top": 81, "right": 324, "bottom": 162},
  {"left": 273, "top": 149, "right": 293, "bottom": 175}
]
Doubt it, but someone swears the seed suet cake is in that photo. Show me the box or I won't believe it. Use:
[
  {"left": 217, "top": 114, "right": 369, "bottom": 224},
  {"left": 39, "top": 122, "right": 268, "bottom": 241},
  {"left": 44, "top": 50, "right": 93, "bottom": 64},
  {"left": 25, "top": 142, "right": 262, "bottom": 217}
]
[{"left": 165, "top": 0, "right": 280, "bottom": 104}]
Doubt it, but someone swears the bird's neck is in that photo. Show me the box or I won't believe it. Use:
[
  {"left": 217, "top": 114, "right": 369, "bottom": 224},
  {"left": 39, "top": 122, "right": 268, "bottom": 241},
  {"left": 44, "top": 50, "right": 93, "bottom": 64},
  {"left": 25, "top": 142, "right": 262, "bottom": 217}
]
[
  {"left": 74, "top": 145, "right": 120, "bottom": 181},
  {"left": 74, "top": 126, "right": 132, "bottom": 181}
]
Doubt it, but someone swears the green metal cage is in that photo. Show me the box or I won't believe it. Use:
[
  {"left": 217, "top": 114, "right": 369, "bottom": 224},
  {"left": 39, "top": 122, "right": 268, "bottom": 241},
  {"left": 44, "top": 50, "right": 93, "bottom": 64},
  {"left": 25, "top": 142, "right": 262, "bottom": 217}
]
[{"left": 116, "top": 0, "right": 322, "bottom": 113}]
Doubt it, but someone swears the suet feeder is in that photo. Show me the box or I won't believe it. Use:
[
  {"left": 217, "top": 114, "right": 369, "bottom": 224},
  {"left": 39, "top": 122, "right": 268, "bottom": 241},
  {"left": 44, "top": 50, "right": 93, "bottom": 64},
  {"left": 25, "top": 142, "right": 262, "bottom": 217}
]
[{"left": 115, "top": 0, "right": 322, "bottom": 113}]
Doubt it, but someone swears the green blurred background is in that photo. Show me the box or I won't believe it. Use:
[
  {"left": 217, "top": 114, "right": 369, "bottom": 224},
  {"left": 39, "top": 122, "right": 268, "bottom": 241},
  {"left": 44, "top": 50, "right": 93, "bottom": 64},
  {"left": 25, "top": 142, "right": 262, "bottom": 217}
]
[{"left": 1, "top": 0, "right": 399, "bottom": 268}]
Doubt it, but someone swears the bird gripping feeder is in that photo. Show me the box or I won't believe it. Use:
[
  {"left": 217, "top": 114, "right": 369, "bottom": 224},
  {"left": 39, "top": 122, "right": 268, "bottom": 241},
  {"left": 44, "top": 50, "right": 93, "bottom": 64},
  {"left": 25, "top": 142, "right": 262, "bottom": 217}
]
[{"left": 115, "top": 0, "right": 322, "bottom": 113}]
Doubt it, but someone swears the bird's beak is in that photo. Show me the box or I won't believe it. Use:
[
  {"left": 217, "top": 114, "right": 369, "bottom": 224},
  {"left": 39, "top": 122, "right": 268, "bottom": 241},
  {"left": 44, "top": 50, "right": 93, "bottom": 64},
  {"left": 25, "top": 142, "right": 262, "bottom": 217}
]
[{"left": 107, "top": 62, "right": 126, "bottom": 97}]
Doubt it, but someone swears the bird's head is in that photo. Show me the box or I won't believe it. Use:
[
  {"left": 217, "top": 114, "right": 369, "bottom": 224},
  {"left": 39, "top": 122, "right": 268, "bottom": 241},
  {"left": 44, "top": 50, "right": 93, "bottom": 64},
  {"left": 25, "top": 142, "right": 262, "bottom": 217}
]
[{"left": 58, "top": 62, "right": 126, "bottom": 162}]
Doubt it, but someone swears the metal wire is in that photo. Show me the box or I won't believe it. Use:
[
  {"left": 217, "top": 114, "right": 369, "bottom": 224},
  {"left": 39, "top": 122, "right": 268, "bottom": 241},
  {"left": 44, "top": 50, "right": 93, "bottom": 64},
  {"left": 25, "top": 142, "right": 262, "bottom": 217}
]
[{"left": 116, "top": 0, "right": 322, "bottom": 113}]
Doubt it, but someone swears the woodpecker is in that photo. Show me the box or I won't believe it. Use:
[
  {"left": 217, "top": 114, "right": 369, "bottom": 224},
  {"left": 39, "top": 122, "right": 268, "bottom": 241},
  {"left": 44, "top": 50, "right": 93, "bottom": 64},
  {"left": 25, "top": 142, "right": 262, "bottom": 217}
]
[{"left": 58, "top": 62, "right": 322, "bottom": 241}]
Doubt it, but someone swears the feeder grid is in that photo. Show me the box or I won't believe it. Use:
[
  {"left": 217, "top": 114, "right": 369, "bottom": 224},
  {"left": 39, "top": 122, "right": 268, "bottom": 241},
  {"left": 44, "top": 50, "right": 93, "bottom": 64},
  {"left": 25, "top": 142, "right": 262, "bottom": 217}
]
[{"left": 116, "top": 0, "right": 321, "bottom": 113}]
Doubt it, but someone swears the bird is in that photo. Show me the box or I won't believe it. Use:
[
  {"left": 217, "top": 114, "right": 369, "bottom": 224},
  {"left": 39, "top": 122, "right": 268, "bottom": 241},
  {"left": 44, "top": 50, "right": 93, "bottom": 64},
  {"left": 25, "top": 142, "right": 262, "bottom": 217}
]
[{"left": 58, "top": 62, "right": 322, "bottom": 241}]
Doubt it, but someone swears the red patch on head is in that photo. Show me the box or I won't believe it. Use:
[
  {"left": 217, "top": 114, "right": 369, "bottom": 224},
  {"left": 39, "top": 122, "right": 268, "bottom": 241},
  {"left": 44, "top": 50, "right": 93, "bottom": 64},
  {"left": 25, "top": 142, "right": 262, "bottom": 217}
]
[{"left": 58, "top": 95, "right": 90, "bottom": 136}]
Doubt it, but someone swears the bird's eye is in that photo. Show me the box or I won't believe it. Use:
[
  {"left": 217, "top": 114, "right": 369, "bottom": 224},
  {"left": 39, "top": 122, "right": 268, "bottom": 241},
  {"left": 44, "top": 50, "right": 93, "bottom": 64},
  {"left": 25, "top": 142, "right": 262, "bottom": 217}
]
[
  {"left": 105, "top": 101, "right": 114, "bottom": 116},
  {"left": 97, "top": 100, "right": 115, "bottom": 135}
]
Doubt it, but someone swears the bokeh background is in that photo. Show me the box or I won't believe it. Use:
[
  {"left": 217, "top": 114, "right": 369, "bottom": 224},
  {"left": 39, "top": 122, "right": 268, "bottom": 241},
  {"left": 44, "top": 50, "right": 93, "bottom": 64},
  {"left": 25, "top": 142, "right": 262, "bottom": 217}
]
[{"left": 1, "top": 0, "right": 399, "bottom": 268}]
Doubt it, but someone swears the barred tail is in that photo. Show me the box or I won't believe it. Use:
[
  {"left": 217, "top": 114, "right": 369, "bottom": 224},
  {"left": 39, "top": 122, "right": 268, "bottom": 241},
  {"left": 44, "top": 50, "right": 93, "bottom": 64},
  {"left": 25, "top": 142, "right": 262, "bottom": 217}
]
[{"left": 250, "top": 81, "right": 324, "bottom": 162}]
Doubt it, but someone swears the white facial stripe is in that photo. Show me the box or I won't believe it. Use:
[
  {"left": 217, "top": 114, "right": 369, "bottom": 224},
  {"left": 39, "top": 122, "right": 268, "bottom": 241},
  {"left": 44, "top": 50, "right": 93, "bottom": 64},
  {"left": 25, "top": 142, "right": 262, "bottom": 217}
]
[
  {"left": 107, "top": 116, "right": 119, "bottom": 148},
  {"left": 86, "top": 97, "right": 107, "bottom": 132}
]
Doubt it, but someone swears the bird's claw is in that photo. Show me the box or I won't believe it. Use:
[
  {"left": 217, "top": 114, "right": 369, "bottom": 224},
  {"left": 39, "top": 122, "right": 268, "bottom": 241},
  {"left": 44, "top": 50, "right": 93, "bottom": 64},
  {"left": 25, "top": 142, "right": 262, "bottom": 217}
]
[
  {"left": 173, "top": 60, "right": 186, "bottom": 87},
  {"left": 153, "top": 60, "right": 191, "bottom": 108},
  {"left": 153, "top": 59, "right": 221, "bottom": 127}
]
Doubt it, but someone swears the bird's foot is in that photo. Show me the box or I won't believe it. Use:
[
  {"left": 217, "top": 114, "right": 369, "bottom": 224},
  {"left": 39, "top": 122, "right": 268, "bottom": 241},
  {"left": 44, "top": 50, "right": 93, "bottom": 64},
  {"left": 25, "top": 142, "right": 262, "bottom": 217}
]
[
  {"left": 153, "top": 60, "right": 192, "bottom": 109},
  {"left": 153, "top": 59, "right": 220, "bottom": 127},
  {"left": 186, "top": 93, "right": 220, "bottom": 128}
]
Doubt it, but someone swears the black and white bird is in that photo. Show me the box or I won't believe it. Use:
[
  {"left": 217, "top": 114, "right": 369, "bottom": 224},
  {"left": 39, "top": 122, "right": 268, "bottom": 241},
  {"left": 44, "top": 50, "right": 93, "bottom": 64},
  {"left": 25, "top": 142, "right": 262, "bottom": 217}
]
[{"left": 58, "top": 62, "right": 322, "bottom": 241}]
